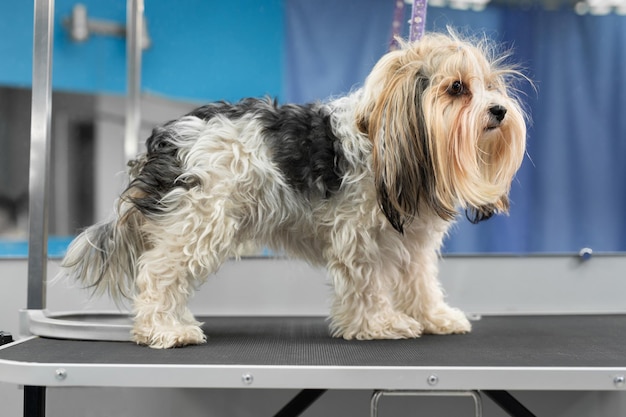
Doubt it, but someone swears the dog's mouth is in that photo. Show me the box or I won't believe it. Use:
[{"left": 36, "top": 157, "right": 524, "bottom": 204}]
[{"left": 485, "top": 123, "right": 501, "bottom": 132}]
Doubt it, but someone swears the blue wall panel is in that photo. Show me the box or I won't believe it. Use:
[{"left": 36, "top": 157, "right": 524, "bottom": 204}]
[
  {"left": 0, "top": 1, "right": 36, "bottom": 88},
  {"left": 0, "top": 0, "right": 283, "bottom": 102},
  {"left": 143, "top": 0, "right": 283, "bottom": 101}
]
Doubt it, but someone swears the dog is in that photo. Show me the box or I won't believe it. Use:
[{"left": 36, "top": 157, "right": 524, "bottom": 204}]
[{"left": 61, "top": 31, "right": 527, "bottom": 349}]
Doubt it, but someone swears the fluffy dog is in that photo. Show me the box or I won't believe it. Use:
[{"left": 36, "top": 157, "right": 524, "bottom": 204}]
[{"left": 62, "top": 32, "right": 527, "bottom": 349}]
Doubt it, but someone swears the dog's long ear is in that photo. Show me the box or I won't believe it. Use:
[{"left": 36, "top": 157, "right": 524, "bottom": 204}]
[
  {"left": 356, "top": 58, "right": 456, "bottom": 233},
  {"left": 465, "top": 195, "right": 510, "bottom": 224}
]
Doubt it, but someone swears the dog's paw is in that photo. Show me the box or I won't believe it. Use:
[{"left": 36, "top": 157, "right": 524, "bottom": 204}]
[
  {"left": 132, "top": 324, "right": 207, "bottom": 349},
  {"left": 335, "top": 312, "right": 424, "bottom": 340},
  {"left": 421, "top": 306, "right": 471, "bottom": 335}
]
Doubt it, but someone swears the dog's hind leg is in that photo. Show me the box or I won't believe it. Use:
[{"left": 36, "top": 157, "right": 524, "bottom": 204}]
[
  {"left": 131, "top": 241, "right": 207, "bottom": 349},
  {"left": 131, "top": 195, "right": 240, "bottom": 348}
]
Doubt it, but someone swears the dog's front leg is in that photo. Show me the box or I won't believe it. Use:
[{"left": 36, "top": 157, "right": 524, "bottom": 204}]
[
  {"left": 395, "top": 248, "right": 471, "bottom": 335},
  {"left": 325, "top": 249, "right": 423, "bottom": 340}
]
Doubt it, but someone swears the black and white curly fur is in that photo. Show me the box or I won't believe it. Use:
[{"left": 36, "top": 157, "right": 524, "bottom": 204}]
[{"left": 62, "top": 32, "right": 527, "bottom": 348}]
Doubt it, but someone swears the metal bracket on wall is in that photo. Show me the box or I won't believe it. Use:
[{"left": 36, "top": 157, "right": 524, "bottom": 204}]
[
  {"left": 62, "top": 1, "right": 147, "bottom": 162},
  {"left": 62, "top": 3, "right": 151, "bottom": 49}
]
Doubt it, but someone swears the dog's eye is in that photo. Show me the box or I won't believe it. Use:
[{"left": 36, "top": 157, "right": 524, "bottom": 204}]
[{"left": 447, "top": 80, "right": 465, "bottom": 96}]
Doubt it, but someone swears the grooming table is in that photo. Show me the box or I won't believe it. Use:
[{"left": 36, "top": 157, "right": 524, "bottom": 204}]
[
  {"left": 3, "top": 314, "right": 626, "bottom": 390},
  {"left": 9, "top": 1, "right": 626, "bottom": 416},
  {"left": 3, "top": 314, "right": 626, "bottom": 417}
]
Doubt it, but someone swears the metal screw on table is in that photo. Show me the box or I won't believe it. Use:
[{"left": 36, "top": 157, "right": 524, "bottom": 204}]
[
  {"left": 55, "top": 368, "right": 67, "bottom": 381},
  {"left": 242, "top": 373, "right": 254, "bottom": 385},
  {"left": 578, "top": 247, "right": 593, "bottom": 261},
  {"left": 427, "top": 374, "right": 439, "bottom": 386}
]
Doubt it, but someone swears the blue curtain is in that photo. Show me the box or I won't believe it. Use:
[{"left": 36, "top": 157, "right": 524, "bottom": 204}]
[{"left": 285, "top": 0, "right": 626, "bottom": 254}]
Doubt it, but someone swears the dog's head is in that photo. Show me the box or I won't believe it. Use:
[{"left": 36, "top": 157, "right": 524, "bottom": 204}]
[{"left": 355, "top": 31, "right": 527, "bottom": 233}]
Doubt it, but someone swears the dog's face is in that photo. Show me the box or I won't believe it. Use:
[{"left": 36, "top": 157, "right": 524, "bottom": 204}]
[{"left": 356, "top": 32, "right": 527, "bottom": 233}]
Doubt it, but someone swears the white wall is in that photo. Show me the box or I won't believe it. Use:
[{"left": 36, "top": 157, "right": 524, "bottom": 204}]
[{"left": 93, "top": 94, "right": 197, "bottom": 223}]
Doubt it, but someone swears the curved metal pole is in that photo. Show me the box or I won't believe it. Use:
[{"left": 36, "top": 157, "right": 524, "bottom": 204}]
[
  {"left": 27, "top": 0, "right": 55, "bottom": 310},
  {"left": 125, "top": 0, "right": 143, "bottom": 162}
]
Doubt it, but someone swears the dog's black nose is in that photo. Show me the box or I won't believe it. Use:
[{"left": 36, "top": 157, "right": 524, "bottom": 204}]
[{"left": 489, "top": 105, "right": 507, "bottom": 122}]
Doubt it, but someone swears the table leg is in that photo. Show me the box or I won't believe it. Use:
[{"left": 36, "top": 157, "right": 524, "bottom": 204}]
[
  {"left": 24, "top": 386, "right": 46, "bottom": 417},
  {"left": 273, "top": 389, "right": 327, "bottom": 417},
  {"left": 483, "top": 390, "right": 536, "bottom": 417}
]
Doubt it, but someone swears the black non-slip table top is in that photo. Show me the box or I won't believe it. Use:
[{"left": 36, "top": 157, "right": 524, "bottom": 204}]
[
  {"left": 2, "top": 315, "right": 626, "bottom": 391},
  {"left": 2, "top": 315, "right": 626, "bottom": 367}
]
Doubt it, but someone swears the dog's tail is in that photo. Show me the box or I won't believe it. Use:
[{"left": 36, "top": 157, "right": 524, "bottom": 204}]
[{"left": 60, "top": 200, "right": 145, "bottom": 303}]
